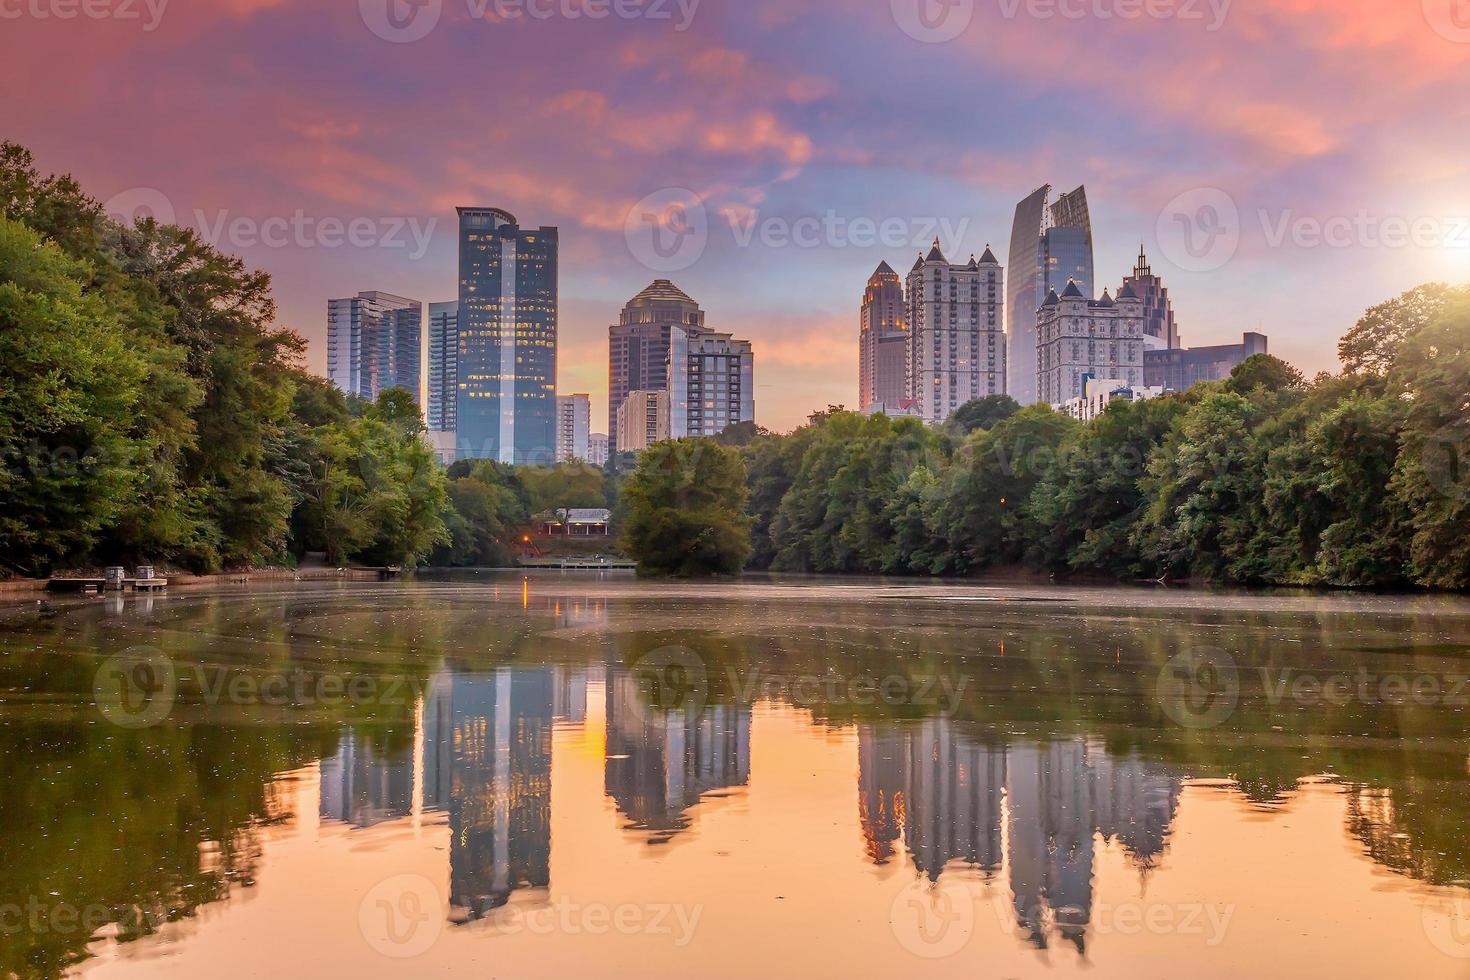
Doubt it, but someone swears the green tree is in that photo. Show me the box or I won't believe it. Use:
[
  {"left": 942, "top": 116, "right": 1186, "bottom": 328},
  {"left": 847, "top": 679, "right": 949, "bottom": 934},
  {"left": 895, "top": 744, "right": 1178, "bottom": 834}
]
[
  {"left": 0, "top": 218, "right": 149, "bottom": 574},
  {"left": 1387, "top": 290, "right": 1470, "bottom": 588},
  {"left": 945, "top": 394, "right": 1021, "bottom": 438},
  {"left": 622, "top": 439, "right": 751, "bottom": 577},
  {"left": 1338, "top": 283, "right": 1463, "bottom": 376}
]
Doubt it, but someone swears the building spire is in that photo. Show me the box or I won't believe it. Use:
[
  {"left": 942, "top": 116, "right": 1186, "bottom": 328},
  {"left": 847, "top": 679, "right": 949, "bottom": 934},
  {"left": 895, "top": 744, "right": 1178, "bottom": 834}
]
[{"left": 1135, "top": 243, "right": 1151, "bottom": 277}]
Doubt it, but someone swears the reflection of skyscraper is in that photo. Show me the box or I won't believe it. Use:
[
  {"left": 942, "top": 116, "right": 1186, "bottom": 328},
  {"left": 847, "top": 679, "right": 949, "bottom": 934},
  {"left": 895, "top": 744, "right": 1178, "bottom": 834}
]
[
  {"left": 319, "top": 732, "right": 415, "bottom": 828},
  {"left": 446, "top": 669, "right": 554, "bottom": 918},
  {"left": 552, "top": 666, "right": 589, "bottom": 725},
  {"left": 456, "top": 207, "right": 558, "bottom": 463},
  {"left": 858, "top": 729, "right": 1185, "bottom": 954},
  {"left": 857, "top": 726, "right": 905, "bottom": 866},
  {"left": 1006, "top": 185, "right": 1094, "bottom": 405},
  {"left": 604, "top": 670, "right": 751, "bottom": 841},
  {"left": 902, "top": 720, "right": 1005, "bottom": 880}
]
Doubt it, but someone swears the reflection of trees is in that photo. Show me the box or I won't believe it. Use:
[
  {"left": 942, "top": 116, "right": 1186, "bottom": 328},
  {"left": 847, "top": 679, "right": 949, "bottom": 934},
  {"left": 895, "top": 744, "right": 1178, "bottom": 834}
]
[
  {"left": 0, "top": 722, "right": 334, "bottom": 980},
  {"left": 3, "top": 584, "right": 1470, "bottom": 974}
]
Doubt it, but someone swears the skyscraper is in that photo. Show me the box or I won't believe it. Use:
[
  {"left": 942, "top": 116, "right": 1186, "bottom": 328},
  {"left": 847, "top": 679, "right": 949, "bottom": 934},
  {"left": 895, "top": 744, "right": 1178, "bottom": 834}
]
[
  {"left": 668, "top": 326, "right": 756, "bottom": 438},
  {"left": 326, "top": 291, "right": 422, "bottom": 404},
  {"left": 427, "top": 301, "right": 458, "bottom": 433},
  {"left": 1006, "top": 185, "right": 1094, "bottom": 405},
  {"left": 555, "top": 393, "right": 591, "bottom": 463},
  {"left": 1036, "top": 280, "right": 1145, "bottom": 404},
  {"left": 615, "top": 390, "right": 671, "bottom": 452},
  {"left": 905, "top": 240, "right": 1005, "bottom": 425},
  {"left": 608, "top": 280, "right": 706, "bottom": 452},
  {"left": 1124, "top": 245, "right": 1180, "bottom": 350},
  {"left": 457, "top": 207, "right": 558, "bottom": 464},
  {"left": 859, "top": 261, "right": 909, "bottom": 411}
]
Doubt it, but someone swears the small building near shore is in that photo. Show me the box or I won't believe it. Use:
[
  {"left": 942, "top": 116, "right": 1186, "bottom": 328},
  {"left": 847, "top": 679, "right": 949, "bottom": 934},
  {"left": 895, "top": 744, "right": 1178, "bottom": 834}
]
[{"left": 538, "top": 508, "right": 612, "bottom": 537}]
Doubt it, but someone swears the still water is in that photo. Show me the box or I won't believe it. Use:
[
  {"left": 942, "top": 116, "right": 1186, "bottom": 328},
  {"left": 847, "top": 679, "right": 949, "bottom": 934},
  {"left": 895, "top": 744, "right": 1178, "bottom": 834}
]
[{"left": 4, "top": 575, "right": 1470, "bottom": 978}]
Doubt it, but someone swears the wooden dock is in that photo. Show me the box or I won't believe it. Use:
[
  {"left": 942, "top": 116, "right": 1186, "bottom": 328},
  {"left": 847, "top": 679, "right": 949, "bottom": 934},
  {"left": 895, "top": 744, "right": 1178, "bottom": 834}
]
[
  {"left": 122, "top": 578, "right": 168, "bottom": 593},
  {"left": 46, "top": 578, "right": 107, "bottom": 594}
]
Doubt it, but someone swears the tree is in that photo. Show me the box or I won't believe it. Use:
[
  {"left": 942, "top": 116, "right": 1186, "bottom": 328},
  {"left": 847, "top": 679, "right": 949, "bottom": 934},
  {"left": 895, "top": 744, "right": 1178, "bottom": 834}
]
[
  {"left": 1028, "top": 394, "right": 1187, "bottom": 578},
  {"left": 926, "top": 405, "right": 1077, "bottom": 573},
  {"left": 1225, "top": 354, "right": 1304, "bottom": 396},
  {"left": 622, "top": 439, "right": 751, "bottom": 577},
  {"left": 0, "top": 218, "right": 150, "bottom": 574},
  {"left": 1338, "top": 283, "right": 1461, "bottom": 376},
  {"left": 945, "top": 394, "right": 1021, "bottom": 438},
  {"left": 1388, "top": 290, "right": 1470, "bottom": 588}
]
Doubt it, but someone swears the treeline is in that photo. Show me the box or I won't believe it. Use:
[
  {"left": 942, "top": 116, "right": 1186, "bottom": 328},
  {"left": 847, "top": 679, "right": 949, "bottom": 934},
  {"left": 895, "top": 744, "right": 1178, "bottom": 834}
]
[
  {"left": 730, "top": 284, "right": 1470, "bottom": 589},
  {"left": 0, "top": 144, "right": 608, "bottom": 575}
]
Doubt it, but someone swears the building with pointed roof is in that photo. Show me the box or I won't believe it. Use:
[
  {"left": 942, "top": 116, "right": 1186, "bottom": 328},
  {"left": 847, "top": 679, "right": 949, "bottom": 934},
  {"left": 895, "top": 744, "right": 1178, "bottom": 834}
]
[
  {"left": 860, "top": 261, "right": 909, "bottom": 411},
  {"left": 905, "top": 240, "right": 1006, "bottom": 425},
  {"left": 1037, "top": 277, "right": 1145, "bottom": 405},
  {"left": 1123, "top": 245, "right": 1180, "bottom": 350}
]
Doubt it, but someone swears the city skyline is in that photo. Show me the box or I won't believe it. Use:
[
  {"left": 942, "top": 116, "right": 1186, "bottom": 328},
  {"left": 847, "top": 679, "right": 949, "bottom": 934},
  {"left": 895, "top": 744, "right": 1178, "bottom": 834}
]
[{"left": 14, "top": 3, "right": 1468, "bottom": 433}]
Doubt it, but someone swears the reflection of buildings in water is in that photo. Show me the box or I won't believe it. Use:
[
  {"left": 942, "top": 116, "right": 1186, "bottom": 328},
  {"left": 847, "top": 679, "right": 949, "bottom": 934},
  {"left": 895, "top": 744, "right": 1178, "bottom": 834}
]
[
  {"left": 552, "top": 666, "right": 590, "bottom": 725},
  {"left": 604, "top": 670, "right": 751, "bottom": 841},
  {"left": 857, "top": 727, "right": 904, "bottom": 865},
  {"left": 903, "top": 720, "right": 1005, "bottom": 880},
  {"left": 858, "top": 726, "right": 1185, "bottom": 953},
  {"left": 444, "top": 669, "right": 554, "bottom": 918},
  {"left": 320, "top": 667, "right": 564, "bottom": 920},
  {"left": 318, "top": 733, "right": 415, "bottom": 828}
]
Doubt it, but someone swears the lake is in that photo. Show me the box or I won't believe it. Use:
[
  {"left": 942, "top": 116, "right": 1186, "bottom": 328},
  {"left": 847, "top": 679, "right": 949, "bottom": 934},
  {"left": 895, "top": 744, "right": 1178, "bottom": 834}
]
[{"left": 3, "top": 574, "right": 1470, "bottom": 978}]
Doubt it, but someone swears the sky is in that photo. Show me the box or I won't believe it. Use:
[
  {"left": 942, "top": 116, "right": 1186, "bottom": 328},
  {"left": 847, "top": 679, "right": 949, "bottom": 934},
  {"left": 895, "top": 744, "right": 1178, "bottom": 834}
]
[{"left": 4, "top": 0, "right": 1470, "bottom": 432}]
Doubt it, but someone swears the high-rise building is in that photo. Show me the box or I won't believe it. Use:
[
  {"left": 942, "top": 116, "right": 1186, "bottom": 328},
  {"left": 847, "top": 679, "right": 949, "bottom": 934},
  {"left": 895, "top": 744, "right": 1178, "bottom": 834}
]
[
  {"left": 1036, "top": 280, "right": 1145, "bottom": 405},
  {"left": 608, "top": 280, "right": 707, "bottom": 452},
  {"left": 1123, "top": 245, "right": 1180, "bottom": 350},
  {"left": 1144, "top": 332, "right": 1269, "bottom": 391},
  {"left": 668, "top": 326, "right": 756, "bottom": 439},
  {"left": 427, "top": 301, "right": 458, "bottom": 433},
  {"left": 587, "top": 433, "right": 609, "bottom": 467},
  {"left": 615, "top": 390, "right": 670, "bottom": 452},
  {"left": 456, "top": 207, "right": 557, "bottom": 464},
  {"left": 555, "top": 393, "right": 591, "bottom": 463},
  {"left": 326, "top": 291, "right": 422, "bottom": 404},
  {"left": 905, "top": 240, "right": 1005, "bottom": 425},
  {"left": 1006, "top": 185, "right": 1094, "bottom": 405},
  {"left": 859, "top": 261, "right": 909, "bottom": 411}
]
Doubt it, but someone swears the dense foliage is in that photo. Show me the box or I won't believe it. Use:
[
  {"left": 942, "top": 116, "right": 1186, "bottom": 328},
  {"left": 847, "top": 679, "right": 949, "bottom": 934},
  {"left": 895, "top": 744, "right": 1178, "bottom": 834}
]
[
  {"left": 621, "top": 439, "right": 751, "bottom": 576},
  {"left": 734, "top": 284, "right": 1470, "bottom": 589},
  {"left": 0, "top": 145, "right": 458, "bottom": 572}
]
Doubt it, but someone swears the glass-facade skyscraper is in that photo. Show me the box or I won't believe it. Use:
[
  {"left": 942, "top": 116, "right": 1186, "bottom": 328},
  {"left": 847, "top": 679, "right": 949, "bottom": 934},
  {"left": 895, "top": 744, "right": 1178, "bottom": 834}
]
[
  {"left": 1006, "top": 185, "right": 1094, "bottom": 405},
  {"left": 427, "top": 301, "right": 458, "bottom": 433},
  {"left": 456, "top": 207, "right": 558, "bottom": 464},
  {"left": 326, "top": 291, "right": 422, "bottom": 404},
  {"left": 608, "top": 280, "right": 706, "bottom": 453}
]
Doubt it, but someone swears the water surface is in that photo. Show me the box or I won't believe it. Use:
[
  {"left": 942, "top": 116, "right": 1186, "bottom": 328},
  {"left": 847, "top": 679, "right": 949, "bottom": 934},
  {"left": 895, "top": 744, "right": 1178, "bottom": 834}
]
[{"left": 3, "top": 575, "right": 1470, "bottom": 978}]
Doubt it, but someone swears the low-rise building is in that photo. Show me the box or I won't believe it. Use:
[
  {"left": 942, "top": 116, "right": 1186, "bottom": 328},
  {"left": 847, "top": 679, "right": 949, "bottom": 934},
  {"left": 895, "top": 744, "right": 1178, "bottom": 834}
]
[
  {"left": 1144, "top": 332, "right": 1269, "bottom": 391},
  {"left": 1057, "top": 376, "right": 1167, "bottom": 422}
]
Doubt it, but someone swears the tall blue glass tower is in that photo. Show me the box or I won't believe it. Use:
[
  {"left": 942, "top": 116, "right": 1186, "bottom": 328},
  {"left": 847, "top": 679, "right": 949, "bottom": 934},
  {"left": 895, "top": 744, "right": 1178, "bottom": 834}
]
[
  {"left": 1005, "top": 185, "right": 1093, "bottom": 405},
  {"left": 456, "top": 208, "right": 558, "bottom": 463}
]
